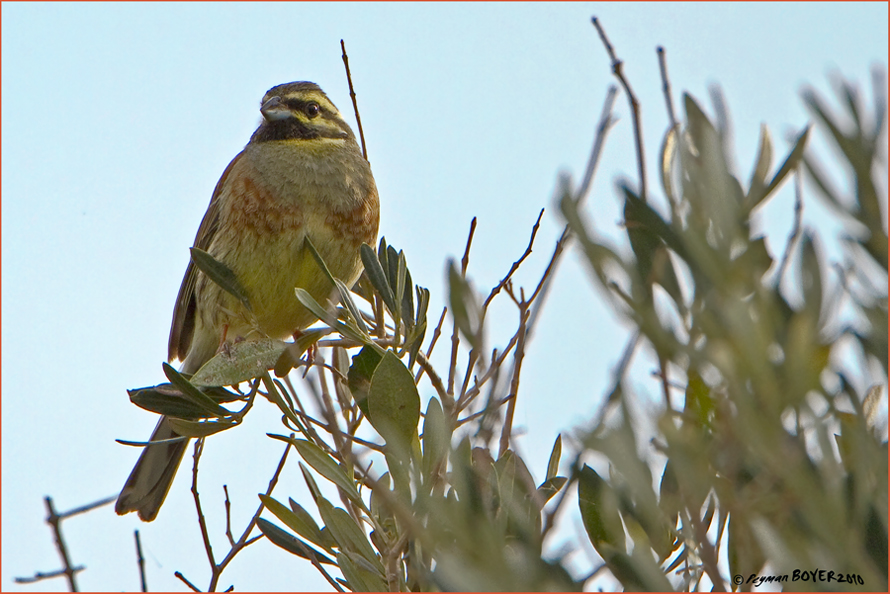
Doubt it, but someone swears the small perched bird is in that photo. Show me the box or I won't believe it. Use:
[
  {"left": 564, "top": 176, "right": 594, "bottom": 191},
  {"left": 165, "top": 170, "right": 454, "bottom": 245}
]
[{"left": 116, "top": 82, "right": 379, "bottom": 521}]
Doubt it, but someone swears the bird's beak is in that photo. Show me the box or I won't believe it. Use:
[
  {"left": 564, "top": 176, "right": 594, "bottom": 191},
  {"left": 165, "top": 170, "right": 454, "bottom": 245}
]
[{"left": 260, "top": 96, "right": 290, "bottom": 121}]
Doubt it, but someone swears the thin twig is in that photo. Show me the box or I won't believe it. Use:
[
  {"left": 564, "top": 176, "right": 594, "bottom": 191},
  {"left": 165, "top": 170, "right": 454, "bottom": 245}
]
[
  {"left": 282, "top": 375, "right": 326, "bottom": 445},
  {"left": 414, "top": 306, "right": 447, "bottom": 383},
  {"left": 577, "top": 86, "right": 619, "bottom": 205},
  {"left": 223, "top": 485, "right": 235, "bottom": 547},
  {"left": 296, "top": 408, "right": 385, "bottom": 452},
  {"left": 16, "top": 495, "right": 115, "bottom": 589},
  {"left": 416, "top": 350, "right": 451, "bottom": 407},
  {"left": 316, "top": 356, "right": 347, "bottom": 454},
  {"left": 498, "top": 306, "right": 530, "bottom": 458},
  {"left": 208, "top": 439, "right": 294, "bottom": 591},
  {"left": 461, "top": 217, "right": 477, "bottom": 275},
  {"left": 190, "top": 438, "right": 216, "bottom": 571},
  {"left": 175, "top": 571, "right": 201, "bottom": 592},
  {"left": 300, "top": 367, "right": 363, "bottom": 523},
  {"left": 483, "top": 209, "right": 545, "bottom": 309},
  {"left": 657, "top": 46, "right": 677, "bottom": 129},
  {"left": 458, "top": 349, "right": 479, "bottom": 397},
  {"left": 340, "top": 40, "right": 368, "bottom": 161},
  {"left": 452, "top": 210, "right": 546, "bottom": 417},
  {"left": 459, "top": 330, "right": 521, "bottom": 406},
  {"left": 293, "top": 402, "right": 376, "bottom": 453},
  {"left": 134, "top": 530, "right": 147, "bottom": 592},
  {"left": 44, "top": 496, "right": 80, "bottom": 592},
  {"left": 312, "top": 336, "right": 394, "bottom": 349},
  {"left": 331, "top": 346, "right": 356, "bottom": 416},
  {"left": 14, "top": 566, "right": 86, "bottom": 586},
  {"left": 455, "top": 394, "right": 512, "bottom": 426},
  {"left": 448, "top": 219, "right": 477, "bottom": 398},
  {"left": 310, "top": 554, "right": 346, "bottom": 593},
  {"left": 592, "top": 17, "right": 647, "bottom": 201},
  {"left": 57, "top": 495, "right": 116, "bottom": 519}
]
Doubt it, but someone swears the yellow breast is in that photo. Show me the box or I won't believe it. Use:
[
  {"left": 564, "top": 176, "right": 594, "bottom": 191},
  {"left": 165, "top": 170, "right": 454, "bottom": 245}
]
[{"left": 198, "top": 137, "right": 379, "bottom": 342}]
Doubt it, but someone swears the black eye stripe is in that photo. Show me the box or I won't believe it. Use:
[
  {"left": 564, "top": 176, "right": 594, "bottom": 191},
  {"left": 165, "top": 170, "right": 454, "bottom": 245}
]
[{"left": 283, "top": 98, "right": 327, "bottom": 116}]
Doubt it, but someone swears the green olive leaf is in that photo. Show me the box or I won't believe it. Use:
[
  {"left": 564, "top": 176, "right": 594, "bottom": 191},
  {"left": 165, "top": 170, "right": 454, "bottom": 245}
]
[{"left": 367, "top": 351, "right": 421, "bottom": 452}]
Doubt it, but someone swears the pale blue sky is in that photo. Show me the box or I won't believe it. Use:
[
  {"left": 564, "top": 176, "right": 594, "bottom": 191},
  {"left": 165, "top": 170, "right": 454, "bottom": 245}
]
[{"left": 2, "top": 2, "right": 887, "bottom": 591}]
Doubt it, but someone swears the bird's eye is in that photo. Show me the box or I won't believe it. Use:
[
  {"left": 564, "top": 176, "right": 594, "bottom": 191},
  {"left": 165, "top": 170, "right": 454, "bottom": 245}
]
[{"left": 305, "top": 102, "right": 321, "bottom": 118}]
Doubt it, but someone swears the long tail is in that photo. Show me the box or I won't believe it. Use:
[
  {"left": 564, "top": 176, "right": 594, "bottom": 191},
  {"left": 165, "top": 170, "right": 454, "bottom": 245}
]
[{"left": 115, "top": 416, "right": 189, "bottom": 522}]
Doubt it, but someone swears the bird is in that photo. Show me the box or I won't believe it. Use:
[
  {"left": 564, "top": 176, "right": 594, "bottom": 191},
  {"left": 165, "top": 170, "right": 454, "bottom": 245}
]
[{"left": 116, "top": 81, "right": 379, "bottom": 521}]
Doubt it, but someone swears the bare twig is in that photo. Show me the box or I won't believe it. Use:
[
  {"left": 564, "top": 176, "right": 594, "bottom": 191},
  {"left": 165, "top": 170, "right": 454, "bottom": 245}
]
[
  {"left": 315, "top": 356, "right": 347, "bottom": 454},
  {"left": 15, "top": 495, "right": 115, "bottom": 590},
  {"left": 578, "top": 86, "right": 619, "bottom": 207},
  {"left": 331, "top": 347, "right": 358, "bottom": 420},
  {"left": 340, "top": 39, "right": 368, "bottom": 161},
  {"left": 450, "top": 209, "right": 551, "bottom": 420},
  {"left": 223, "top": 485, "right": 235, "bottom": 547},
  {"left": 190, "top": 438, "right": 216, "bottom": 572},
  {"left": 456, "top": 394, "right": 512, "bottom": 426},
  {"left": 44, "top": 496, "right": 81, "bottom": 592},
  {"left": 414, "top": 306, "right": 447, "bottom": 383},
  {"left": 454, "top": 215, "right": 550, "bottom": 417},
  {"left": 458, "top": 351, "right": 480, "bottom": 404},
  {"left": 281, "top": 374, "right": 326, "bottom": 445},
  {"left": 416, "top": 350, "right": 451, "bottom": 408},
  {"left": 443, "top": 207, "right": 537, "bottom": 420},
  {"left": 59, "top": 495, "right": 117, "bottom": 519},
  {"left": 656, "top": 47, "right": 682, "bottom": 223},
  {"left": 461, "top": 217, "right": 477, "bottom": 275},
  {"left": 498, "top": 306, "right": 531, "bottom": 458},
  {"left": 308, "top": 554, "right": 346, "bottom": 593},
  {"left": 592, "top": 17, "right": 647, "bottom": 201},
  {"left": 310, "top": 336, "right": 391, "bottom": 349},
  {"left": 657, "top": 46, "right": 677, "bottom": 129},
  {"left": 175, "top": 571, "right": 201, "bottom": 592},
  {"left": 448, "top": 218, "right": 478, "bottom": 397},
  {"left": 134, "top": 530, "right": 147, "bottom": 592},
  {"left": 207, "top": 439, "right": 294, "bottom": 591},
  {"left": 296, "top": 408, "right": 384, "bottom": 451},
  {"left": 299, "top": 365, "right": 364, "bottom": 522},
  {"left": 14, "top": 566, "right": 85, "bottom": 586},
  {"left": 459, "top": 330, "right": 521, "bottom": 406},
  {"left": 483, "top": 209, "right": 545, "bottom": 309}
]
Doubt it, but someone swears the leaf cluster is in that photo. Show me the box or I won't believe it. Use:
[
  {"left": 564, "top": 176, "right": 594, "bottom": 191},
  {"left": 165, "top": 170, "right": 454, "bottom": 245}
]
[
  {"left": 561, "top": 73, "right": 887, "bottom": 590},
  {"left": 128, "top": 217, "right": 571, "bottom": 591}
]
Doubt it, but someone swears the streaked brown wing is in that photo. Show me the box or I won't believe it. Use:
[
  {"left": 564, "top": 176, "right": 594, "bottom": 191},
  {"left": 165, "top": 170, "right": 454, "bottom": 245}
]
[{"left": 167, "top": 151, "right": 245, "bottom": 362}]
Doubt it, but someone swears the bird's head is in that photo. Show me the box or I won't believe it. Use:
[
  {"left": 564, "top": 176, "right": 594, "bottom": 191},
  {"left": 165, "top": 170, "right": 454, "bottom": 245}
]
[{"left": 251, "top": 81, "right": 355, "bottom": 143}]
